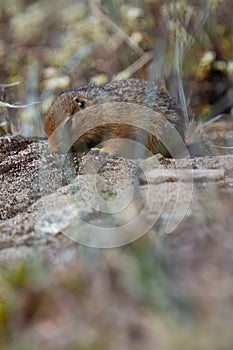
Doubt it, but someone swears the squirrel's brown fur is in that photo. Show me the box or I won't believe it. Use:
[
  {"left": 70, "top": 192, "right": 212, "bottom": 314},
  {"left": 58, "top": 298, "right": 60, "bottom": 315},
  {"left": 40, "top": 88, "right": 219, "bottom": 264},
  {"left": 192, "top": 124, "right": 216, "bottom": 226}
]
[{"left": 44, "top": 79, "right": 185, "bottom": 157}]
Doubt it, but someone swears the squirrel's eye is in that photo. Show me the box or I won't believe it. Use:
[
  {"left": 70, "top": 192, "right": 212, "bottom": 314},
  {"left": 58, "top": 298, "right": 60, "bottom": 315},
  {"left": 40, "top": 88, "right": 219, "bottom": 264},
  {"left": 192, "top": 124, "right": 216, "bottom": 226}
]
[{"left": 74, "top": 97, "right": 86, "bottom": 109}]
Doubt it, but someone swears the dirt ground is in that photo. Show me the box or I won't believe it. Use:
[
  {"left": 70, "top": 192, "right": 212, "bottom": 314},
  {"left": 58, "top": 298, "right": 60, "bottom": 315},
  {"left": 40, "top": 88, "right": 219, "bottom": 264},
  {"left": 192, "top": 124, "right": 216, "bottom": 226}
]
[{"left": 0, "top": 121, "right": 233, "bottom": 349}]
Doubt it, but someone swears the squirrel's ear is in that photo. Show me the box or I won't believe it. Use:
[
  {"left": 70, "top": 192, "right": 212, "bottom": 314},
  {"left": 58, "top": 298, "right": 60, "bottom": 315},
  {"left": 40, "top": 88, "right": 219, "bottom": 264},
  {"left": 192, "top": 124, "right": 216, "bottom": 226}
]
[{"left": 73, "top": 97, "right": 87, "bottom": 109}]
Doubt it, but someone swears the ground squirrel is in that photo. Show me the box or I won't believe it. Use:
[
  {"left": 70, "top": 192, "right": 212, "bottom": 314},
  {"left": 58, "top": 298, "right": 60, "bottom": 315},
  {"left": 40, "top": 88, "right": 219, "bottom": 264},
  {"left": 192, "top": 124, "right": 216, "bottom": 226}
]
[{"left": 45, "top": 79, "right": 187, "bottom": 157}]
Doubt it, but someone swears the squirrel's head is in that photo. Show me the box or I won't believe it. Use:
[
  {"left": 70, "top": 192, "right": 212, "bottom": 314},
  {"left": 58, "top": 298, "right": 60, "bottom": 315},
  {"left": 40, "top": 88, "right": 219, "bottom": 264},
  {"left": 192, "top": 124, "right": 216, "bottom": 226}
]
[{"left": 44, "top": 90, "right": 94, "bottom": 138}]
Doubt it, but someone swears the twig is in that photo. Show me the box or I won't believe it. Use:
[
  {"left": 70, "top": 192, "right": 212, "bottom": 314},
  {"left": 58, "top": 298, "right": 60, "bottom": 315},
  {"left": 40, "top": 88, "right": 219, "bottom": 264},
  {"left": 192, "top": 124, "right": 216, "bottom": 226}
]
[
  {"left": 0, "top": 82, "right": 22, "bottom": 88},
  {"left": 0, "top": 101, "right": 41, "bottom": 109},
  {"left": 90, "top": 0, "right": 145, "bottom": 56},
  {"left": 213, "top": 145, "right": 233, "bottom": 150},
  {"left": 112, "top": 52, "right": 154, "bottom": 81},
  {"left": 201, "top": 114, "right": 226, "bottom": 128}
]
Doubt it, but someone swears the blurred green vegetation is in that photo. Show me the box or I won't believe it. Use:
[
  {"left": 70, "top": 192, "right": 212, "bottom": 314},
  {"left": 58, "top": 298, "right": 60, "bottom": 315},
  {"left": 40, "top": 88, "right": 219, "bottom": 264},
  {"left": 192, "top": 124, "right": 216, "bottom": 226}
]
[{"left": 0, "top": 0, "right": 232, "bottom": 135}]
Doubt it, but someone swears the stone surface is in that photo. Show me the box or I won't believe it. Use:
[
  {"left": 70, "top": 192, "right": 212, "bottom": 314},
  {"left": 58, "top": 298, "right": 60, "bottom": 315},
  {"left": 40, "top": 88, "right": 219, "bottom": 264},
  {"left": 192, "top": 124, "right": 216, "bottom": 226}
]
[{"left": 0, "top": 135, "right": 233, "bottom": 254}]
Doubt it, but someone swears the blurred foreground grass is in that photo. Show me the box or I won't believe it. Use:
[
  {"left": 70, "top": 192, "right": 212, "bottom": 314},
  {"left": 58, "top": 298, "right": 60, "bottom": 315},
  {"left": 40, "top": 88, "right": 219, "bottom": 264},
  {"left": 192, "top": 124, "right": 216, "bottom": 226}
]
[{"left": 0, "top": 238, "right": 233, "bottom": 349}]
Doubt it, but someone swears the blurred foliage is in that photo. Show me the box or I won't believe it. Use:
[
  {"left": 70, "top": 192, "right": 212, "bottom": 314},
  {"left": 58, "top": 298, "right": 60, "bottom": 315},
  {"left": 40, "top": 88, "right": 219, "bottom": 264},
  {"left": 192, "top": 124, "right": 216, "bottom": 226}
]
[
  {"left": 1, "top": 240, "right": 233, "bottom": 349},
  {"left": 0, "top": 0, "right": 232, "bottom": 135}
]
